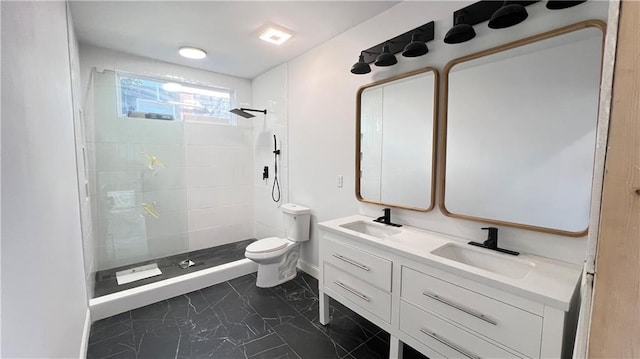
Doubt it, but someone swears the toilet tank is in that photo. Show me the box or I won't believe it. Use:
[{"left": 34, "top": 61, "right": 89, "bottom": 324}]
[{"left": 281, "top": 203, "right": 311, "bottom": 242}]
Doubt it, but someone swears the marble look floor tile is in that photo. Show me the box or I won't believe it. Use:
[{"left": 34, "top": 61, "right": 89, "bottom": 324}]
[
  {"left": 348, "top": 334, "right": 390, "bottom": 359},
  {"left": 87, "top": 330, "right": 136, "bottom": 359},
  {"left": 273, "top": 315, "right": 348, "bottom": 359},
  {"left": 403, "top": 343, "right": 430, "bottom": 359},
  {"left": 136, "top": 334, "right": 180, "bottom": 359},
  {"left": 209, "top": 286, "right": 273, "bottom": 345},
  {"left": 272, "top": 282, "right": 319, "bottom": 321},
  {"left": 236, "top": 332, "right": 301, "bottom": 359},
  {"left": 238, "top": 284, "right": 299, "bottom": 328},
  {"left": 168, "top": 290, "right": 211, "bottom": 320},
  {"left": 103, "top": 349, "right": 136, "bottom": 359},
  {"left": 130, "top": 300, "right": 173, "bottom": 321},
  {"left": 200, "top": 281, "right": 235, "bottom": 307},
  {"left": 292, "top": 271, "right": 319, "bottom": 297},
  {"left": 89, "top": 320, "right": 133, "bottom": 346},
  {"left": 311, "top": 305, "right": 377, "bottom": 354}
]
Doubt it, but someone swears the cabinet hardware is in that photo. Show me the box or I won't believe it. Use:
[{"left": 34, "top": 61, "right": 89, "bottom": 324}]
[
  {"left": 332, "top": 254, "right": 370, "bottom": 271},
  {"left": 334, "top": 281, "right": 371, "bottom": 302},
  {"left": 420, "top": 328, "right": 481, "bottom": 359},
  {"left": 422, "top": 291, "right": 497, "bottom": 326}
]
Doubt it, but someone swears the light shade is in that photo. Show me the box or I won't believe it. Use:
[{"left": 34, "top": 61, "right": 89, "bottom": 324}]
[
  {"left": 178, "top": 46, "right": 207, "bottom": 59},
  {"left": 402, "top": 33, "right": 429, "bottom": 57},
  {"left": 444, "top": 13, "right": 476, "bottom": 44},
  {"left": 546, "top": 0, "right": 587, "bottom": 10},
  {"left": 488, "top": 2, "right": 528, "bottom": 29},
  {"left": 351, "top": 53, "right": 371, "bottom": 75},
  {"left": 375, "top": 44, "right": 397, "bottom": 67}
]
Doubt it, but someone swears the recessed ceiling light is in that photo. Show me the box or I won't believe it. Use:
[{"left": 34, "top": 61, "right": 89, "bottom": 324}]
[
  {"left": 259, "top": 27, "right": 292, "bottom": 45},
  {"left": 178, "top": 46, "right": 207, "bottom": 59}
]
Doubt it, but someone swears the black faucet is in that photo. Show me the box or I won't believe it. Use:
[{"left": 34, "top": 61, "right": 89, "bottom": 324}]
[
  {"left": 468, "top": 227, "right": 519, "bottom": 256},
  {"left": 373, "top": 208, "right": 402, "bottom": 227}
]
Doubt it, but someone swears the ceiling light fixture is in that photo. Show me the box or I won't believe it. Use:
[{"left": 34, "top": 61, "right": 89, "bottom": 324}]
[
  {"left": 178, "top": 46, "right": 207, "bottom": 59},
  {"left": 259, "top": 27, "right": 292, "bottom": 45}
]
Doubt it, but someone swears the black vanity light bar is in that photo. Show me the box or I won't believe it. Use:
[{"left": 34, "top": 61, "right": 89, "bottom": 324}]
[
  {"left": 360, "top": 21, "right": 435, "bottom": 64},
  {"left": 452, "top": 0, "right": 538, "bottom": 27}
]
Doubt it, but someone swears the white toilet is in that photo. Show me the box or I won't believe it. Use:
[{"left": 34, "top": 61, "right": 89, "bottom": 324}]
[{"left": 245, "top": 203, "right": 311, "bottom": 288}]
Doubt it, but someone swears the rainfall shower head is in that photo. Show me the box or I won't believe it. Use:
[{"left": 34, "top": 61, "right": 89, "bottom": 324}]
[{"left": 229, "top": 108, "right": 267, "bottom": 118}]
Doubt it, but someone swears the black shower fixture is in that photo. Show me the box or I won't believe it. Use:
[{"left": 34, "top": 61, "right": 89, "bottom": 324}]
[
  {"left": 229, "top": 108, "right": 267, "bottom": 118},
  {"left": 350, "top": 21, "right": 434, "bottom": 75},
  {"left": 488, "top": 1, "right": 530, "bottom": 29},
  {"left": 444, "top": 12, "right": 476, "bottom": 44}
]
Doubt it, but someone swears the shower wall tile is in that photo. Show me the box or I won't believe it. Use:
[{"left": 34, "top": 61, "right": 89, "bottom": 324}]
[
  {"left": 185, "top": 123, "right": 251, "bottom": 147},
  {"left": 186, "top": 167, "right": 235, "bottom": 188},
  {"left": 252, "top": 63, "right": 289, "bottom": 241},
  {"left": 188, "top": 223, "right": 253, "bottom": 251},
  {"left": 141, "top": 167, "right": 187, "bottom": 191},
  {"left": 141, "top": 189, "right": 187, "bottom": 215},
  {"left": 187, "top": 186, "right": 253, "bottom": 210},
  {"left": 188, "top": 204, "right": 252, "bottom": 231}
]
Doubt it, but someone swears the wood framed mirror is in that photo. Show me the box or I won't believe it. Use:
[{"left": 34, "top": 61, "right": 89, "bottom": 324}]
[
  {"left": 440, "top": 20, "right": 605, "bottom": 236},
  {"left": 356, "top": 67, "right": 439, "bottom": 211}
]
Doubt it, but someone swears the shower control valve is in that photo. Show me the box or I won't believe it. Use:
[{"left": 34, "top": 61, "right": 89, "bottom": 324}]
[{"left": 263, "top": 166, "right": 269, "bottom": 180}]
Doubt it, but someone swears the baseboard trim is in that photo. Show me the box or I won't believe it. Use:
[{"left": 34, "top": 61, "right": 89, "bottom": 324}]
[
  {"left": 79, "top": 308, "right": 91, "bottom": 358},
  {"left": 297, "top": 260, "right": 319, "bottom": 279}
]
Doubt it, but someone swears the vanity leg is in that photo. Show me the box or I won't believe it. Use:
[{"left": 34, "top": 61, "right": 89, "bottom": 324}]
[
  {"left": 389, "top": 335, "right": 403, "bottom": 359},
  {"left": 319, "top": 290, "right": 330, "bottom": 325}
]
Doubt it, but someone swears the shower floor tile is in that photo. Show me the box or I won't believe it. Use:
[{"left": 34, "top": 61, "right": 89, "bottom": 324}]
[
  {"left": 94, "top": 239, "right": 255, "bottom": 298},
  {"left": 87, "top": 271, "right": 429, "bottom": 359}
]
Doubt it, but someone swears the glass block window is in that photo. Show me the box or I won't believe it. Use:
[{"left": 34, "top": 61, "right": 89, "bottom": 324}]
[{"left": 117, "top": 72, "right": 234, "bottom": 124}]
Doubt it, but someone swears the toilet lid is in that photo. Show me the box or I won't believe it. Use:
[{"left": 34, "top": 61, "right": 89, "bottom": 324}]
[{"left": 246, "top": 237, "right": 288, "bottom": 254}]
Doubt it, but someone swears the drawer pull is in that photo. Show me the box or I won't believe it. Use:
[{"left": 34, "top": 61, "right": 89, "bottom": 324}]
[
  {"left": 420, "top": 328, "right": 481, "bottom": 359},
  {"left": 332, "top": 254, "right": 370, "bottom": 271},
  {"left": 422, "top": 291, "right": 497, "bottom": 326},
  {"left": 334, "top": 280, "right": 371, "bottom": 302}
]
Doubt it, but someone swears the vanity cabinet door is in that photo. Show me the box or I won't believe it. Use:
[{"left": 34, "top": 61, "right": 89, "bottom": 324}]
[
  {"left": 401, "top": 266, "right": 542, "bottom": 358},
  {"left": 324, "top": 263, "right": 392, "bottom": 323},
  {"left": 400, "top": 300, "right": 523, "bottom": 359},
  {"left": 324, "top": 236, "right": 392, "bottom": 291}
]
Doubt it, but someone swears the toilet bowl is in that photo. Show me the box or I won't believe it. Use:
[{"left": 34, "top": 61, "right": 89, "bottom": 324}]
[{"left": 245, "top": 203, "right": 311, "bottom": 288}]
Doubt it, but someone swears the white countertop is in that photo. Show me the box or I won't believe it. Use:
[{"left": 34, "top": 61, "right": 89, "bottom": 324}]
[{"left": 319, "top": 215, "right": 582, "bottom": 311}]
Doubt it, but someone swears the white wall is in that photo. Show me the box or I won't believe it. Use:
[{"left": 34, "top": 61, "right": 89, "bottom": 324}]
[
  {"left": 252, "top": 64, "right": 290, "bottom": 240},
  {"left": 287, "top": 1, "right": 609, "bottom": 269},
  {"left": 1, "top": 1, "right": 89, "bottom": 357},
  {"left": 78, "top": 46, "right": 254, "bottom": 271}
]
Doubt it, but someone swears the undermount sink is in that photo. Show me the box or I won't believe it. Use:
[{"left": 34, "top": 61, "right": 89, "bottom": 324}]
[
  {"left": 431, "top": 243, "right": 535, "bottom": 279},
  {"left": 339, "top": 220, "right": 402, "bottom": 239}
]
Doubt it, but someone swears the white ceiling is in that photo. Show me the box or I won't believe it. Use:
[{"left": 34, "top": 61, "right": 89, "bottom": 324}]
[{"left": 70, "top": 1, "right": 399, "bottom": 79}]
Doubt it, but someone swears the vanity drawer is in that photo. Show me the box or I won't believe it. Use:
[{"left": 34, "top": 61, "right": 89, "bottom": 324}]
[
  {"left": 400, "top": 300, "right": 521, "bottom": 359},
  {"left": 324, "top": 263, "right": 391, "bottom": 323},
  {"left": 401, "top": 266, "right": 542, "bottom": 358},
  {"left": 324, "top": 238, "right": 392, "bottom": 291}
]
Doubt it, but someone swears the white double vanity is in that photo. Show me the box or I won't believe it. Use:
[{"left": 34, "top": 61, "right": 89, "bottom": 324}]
[{"left": 318, "top": 215, "right": 581, "bottom": 359}]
